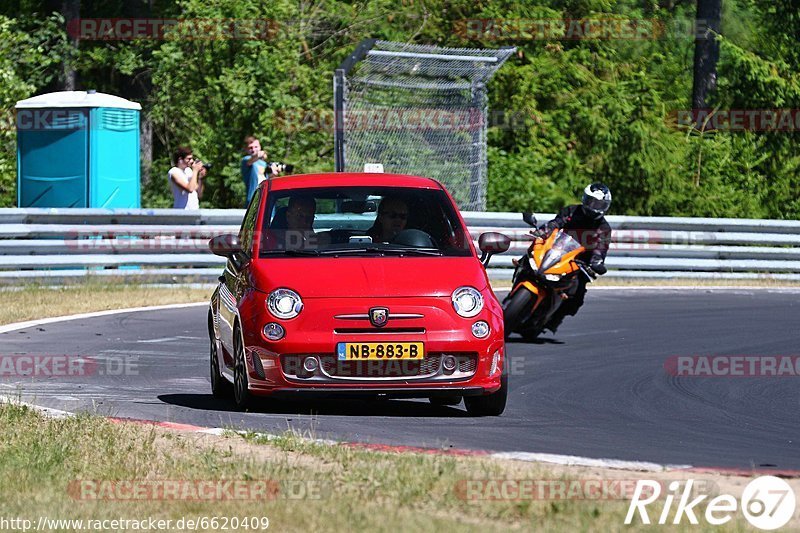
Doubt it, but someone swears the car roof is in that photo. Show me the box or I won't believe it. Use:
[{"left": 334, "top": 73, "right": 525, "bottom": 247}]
[{"left": 265, "top": 172, "right": 445, "bottom": 192}]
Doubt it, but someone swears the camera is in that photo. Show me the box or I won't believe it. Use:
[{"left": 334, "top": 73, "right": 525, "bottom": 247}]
[
  {"left": 197, "top": 160, "right": 212, "bottom": 171},
  {"left": 268, "top": 162, "right": 294, "bottom": 175}
]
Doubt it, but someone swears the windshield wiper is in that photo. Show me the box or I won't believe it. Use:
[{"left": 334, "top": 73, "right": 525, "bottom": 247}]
[
  {"left": 263, "top": 247, "right": 444, "bottom": 257},
  {"left": 315, "top": 247, "right": 443, "bottom": 256},
  {"left": 261, "top": 249, "right": 320, "bottom": 256},
  {"left": 378, "top": 247, "right": 443, "bottom": 256}
]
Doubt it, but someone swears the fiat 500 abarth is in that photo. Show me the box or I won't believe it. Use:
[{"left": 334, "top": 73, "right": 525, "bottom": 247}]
[{"left": 208, "top": 173, "right": 511, "bottom": 416}]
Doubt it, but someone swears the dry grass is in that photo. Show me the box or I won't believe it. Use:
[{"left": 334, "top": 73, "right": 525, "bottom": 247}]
[
  {"left": 0, "top": 404, "right": 769, "bottom": 532},
  {"left": 0, "top": 282, "right": 210, "bottom": 326}
]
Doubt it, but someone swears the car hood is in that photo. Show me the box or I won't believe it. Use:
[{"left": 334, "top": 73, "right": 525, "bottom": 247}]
[{"left": 248, "top": 256, "right": 489, "bottom": 298}]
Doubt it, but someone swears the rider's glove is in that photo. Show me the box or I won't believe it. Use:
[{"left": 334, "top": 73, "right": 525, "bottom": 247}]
[
  {"left": 589, "top": 259, "right": 607, "bottom": 275},
  {"left": 529, "top": 227, "right": 546, "bottom": 239}
]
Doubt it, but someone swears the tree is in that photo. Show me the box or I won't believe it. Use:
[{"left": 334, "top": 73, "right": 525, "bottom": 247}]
[{"left": 691, "top": 0, "right": 722, "bottom": 110}]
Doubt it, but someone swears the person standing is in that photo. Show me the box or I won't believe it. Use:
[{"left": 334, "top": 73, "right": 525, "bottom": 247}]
[
  {"left": 241, "top": 136, "right": 268, "bottom": 204},
  {"left": 168, "top": 146, "right": 203, "bottom": 210}
]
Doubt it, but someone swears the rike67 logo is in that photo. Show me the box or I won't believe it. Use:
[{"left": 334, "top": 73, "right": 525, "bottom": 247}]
[{"left": 625, "top": 476, "right": 796, "bottom": 530}]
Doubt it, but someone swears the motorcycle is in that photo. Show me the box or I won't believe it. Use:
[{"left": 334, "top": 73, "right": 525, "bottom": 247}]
[{"left": 502, "top": 213, "right": 597, "bottom": 340}]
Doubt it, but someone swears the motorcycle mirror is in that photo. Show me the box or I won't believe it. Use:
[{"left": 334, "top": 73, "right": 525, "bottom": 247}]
[
  {"left": 478, "top": 232, "right": 511, "bottom": 267},
  {"left": 522, "top": 212, "right": 537, "bottom": 227}
]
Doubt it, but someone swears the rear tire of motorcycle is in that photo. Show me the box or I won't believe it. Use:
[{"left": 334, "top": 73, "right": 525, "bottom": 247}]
[
  {"left": 503, "top": 289, "right": 534, "bottom": 339},
  {"left": 521, "top": 328, "right": 543, "bottom": 342}
]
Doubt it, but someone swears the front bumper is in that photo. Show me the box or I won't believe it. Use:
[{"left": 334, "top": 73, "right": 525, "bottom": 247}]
[
  {"left": 234, "top": 295, "right": 505, "bottom": 398},
  {"left": 268, "top": 386, "right": 487, "bottom": 400}
]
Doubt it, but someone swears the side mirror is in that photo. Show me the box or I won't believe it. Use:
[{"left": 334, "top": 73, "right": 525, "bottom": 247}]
[
  {"left": 208, "top": 234, "right": 243, "bottom": 258},
  {"left": 522, "top": 212, "right": 537, "bottom": 228},
  {"left": 478, "top": 232, "right": 511, "bottom": 267}
]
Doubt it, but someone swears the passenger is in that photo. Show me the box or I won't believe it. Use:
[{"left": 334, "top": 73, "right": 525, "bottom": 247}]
[{"left": 368, "top": 197, "right": 408, "bottom": 243}]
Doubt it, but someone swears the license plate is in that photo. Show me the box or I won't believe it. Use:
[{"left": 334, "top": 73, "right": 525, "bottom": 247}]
[{"left": 337, "top": 342, "right": 424, "bottom": 361}]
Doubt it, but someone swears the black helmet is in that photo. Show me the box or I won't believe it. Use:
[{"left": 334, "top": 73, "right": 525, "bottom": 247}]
[{"left": 581, "top": 183, "right": 612, "bottom": 219}]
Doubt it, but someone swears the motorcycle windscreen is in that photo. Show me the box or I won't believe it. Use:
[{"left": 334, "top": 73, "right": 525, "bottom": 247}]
[{"left": 538, "top": 231, "right": 582, "bottom": 273}]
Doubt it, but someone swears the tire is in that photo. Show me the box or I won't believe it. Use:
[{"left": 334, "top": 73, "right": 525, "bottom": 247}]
[
  {"left": 464, "top": 373, "right": 508, "bottom": 417},
  {"left": 429, "top": 395, "right": 462, "bottom": 406},
  {"left": 521, "top": 327, "right": 544, "bottom": 342},
  {"left": 209, "top": 334, "right": 232, "bottom": 399},
  {"left": 503, "top": 288, "right": 534, "bottom": 338},
  {"left": 233, "top": 326, "right": 254, "bottom": 410}
]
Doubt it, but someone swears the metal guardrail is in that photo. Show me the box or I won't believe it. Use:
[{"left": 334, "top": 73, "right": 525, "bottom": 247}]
[{"left": 1, "top": 208, "right": 799, "bottom": 283}]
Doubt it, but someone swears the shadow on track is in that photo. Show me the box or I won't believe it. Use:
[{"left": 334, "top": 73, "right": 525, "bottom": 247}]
[
  {"left": 505, "top": 335, "right": 564, "bottom": 345},
  {"left": 158, "top": 393, "right": 470, "bottom": 418}
]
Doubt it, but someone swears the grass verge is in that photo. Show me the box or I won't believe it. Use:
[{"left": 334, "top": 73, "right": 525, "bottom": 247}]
[
  {"left": 0, "top": 282, "right": 210, "bottom": 326},
  {"left": 0, "top": 403, "right": 770, "bottom": 532}
]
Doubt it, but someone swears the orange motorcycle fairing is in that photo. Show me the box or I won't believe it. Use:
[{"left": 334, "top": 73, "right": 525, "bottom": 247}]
[{"left": 509, "top": 281, "right": 547, "bottom": 316}]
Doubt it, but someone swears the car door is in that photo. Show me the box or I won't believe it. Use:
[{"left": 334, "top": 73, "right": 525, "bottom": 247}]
[{"left": 218, "top": 189, "right": 261, "bottom": 367}]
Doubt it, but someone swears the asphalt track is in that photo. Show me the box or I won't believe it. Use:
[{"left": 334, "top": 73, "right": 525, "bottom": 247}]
[{"left": 2, "top": 289, "right": 799, "bottom": 469}]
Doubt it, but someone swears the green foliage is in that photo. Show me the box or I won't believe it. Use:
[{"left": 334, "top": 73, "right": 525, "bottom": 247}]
[
  {"left": 0, "top": 0, "right": 799, "bottom": 218},
  {"left": 0, "top": 12, "right": 71, "bottom": 206}
]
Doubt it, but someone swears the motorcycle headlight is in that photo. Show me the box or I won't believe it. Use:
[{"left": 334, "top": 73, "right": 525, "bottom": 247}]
[
  {"left": 267, "top": 288, "right": 303, "bottom": 319},
  {"left": 544, "top": 274, "right": 561, "bottom": 282},
  {"left": 452, "top": 286, "right": 484, "bottom": 318}
]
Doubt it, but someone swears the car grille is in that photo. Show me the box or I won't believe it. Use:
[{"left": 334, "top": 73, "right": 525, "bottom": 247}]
[{"left": 281, "top": 353, "right": 478, "bottom": 381}]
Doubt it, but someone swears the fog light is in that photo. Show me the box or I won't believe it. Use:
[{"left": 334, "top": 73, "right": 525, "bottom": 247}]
[
  {"left": 490, "top": 350, "right": 501, "bottom": 377},
  {"left": 263, "top": 322, "right": 285, "bottom": 341},
  {"left": 303, "top": 356, "right": 319, "bottom": 373},
  {"left": 471, "top": 321, "right": 490, "bottom": 339},
  {"left": 442, "top": 355, "right": 458, "bottom": 374}
]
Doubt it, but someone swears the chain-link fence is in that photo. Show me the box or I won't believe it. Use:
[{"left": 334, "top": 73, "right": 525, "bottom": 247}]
[{"left": 334, "top": 40, "right": 515, "bottom": 211}]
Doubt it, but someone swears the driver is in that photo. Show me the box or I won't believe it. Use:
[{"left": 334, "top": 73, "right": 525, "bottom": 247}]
[
  {"left": 283, "top": 196, "right": 317, "bottom": 250},
  {"left": 527, "top": 183, "right": 613, "bottom": 333},
  {"left": 368, "top": 197, "right": 408, "bottom": 243}
]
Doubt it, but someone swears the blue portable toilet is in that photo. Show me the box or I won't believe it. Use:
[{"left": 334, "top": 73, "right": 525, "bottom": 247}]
[{"left": 16, "top": 90, "right": 141, "bottom": 208}]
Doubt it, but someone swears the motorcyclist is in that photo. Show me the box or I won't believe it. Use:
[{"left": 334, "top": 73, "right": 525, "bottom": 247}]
[{"left": 526, "top": 183, "right": 613, "bottom": 333}]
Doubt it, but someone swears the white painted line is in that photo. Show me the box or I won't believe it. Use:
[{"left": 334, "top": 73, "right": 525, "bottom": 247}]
[
  {"left": 0, "top": 391, "right": 692, "bottom": 472},
  {"left": 198, "top": 427, "right": 227, "bottom": 436},
  {"left": 0, "top": 394, "right": 74, "bottom": 419},
  {"left": 492, "top": 284, "right": 800, "bottom": 293},
  {"left": 138, "top": 336, "right": 201, "bottom": 343},
  {"left": 588, "top": 286, "right": 800, "bottom": 292},
  {"left": 0, "top": 302, "right": 702, "bottom": 474},
  {"left": 0, "top": 302, "right": 208, "bottom": 334},
  {"left": 489, "top": 451, "right": 691, "bottom": 472}
]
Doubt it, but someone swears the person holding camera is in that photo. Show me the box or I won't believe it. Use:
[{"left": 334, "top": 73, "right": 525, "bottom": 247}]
[
  {"left": 168, "top": 146, "right": 203, "bottom": 210},
  {"left": 241, "top": 135, "right": 293, "bottom": 204},
  {"left": 241, "top": 136, "right": 270, "bottom": 204}
]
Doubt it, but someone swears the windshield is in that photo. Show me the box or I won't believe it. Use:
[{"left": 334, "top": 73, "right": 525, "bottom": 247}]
[
  {"left": 551, "top": 230, "right": 582, "bottom": 255},
  {"left": 258, "top": 186, "right": 472, "bottom": 258},
  {"left": 539, "top": 231, "right": 583, "bottom": 271}
]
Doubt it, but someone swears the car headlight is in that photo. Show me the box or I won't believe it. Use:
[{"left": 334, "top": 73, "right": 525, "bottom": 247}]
[
  {"left": 267, "top": 288, "right": 303, "bottom": 319},
  {"left": 452, "top": 286, "right": 484, "bottom": 318}
]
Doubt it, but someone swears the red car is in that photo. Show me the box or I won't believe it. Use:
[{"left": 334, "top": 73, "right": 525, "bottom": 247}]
[{"left": 208, "top": 173, "right": 511, "bottom": 416}]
